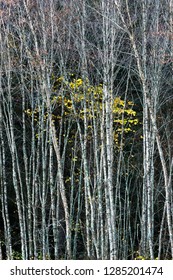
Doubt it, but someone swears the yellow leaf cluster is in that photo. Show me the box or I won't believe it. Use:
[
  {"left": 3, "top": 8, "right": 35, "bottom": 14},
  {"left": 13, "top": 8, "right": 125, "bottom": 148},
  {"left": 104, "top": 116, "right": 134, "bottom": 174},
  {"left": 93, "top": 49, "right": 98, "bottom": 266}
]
[
  {"left": 69, "top": 78, "right": 83, "bottom": 89},
  {"left": 25, "top": 75, "right": 139, "bottom": 146}
]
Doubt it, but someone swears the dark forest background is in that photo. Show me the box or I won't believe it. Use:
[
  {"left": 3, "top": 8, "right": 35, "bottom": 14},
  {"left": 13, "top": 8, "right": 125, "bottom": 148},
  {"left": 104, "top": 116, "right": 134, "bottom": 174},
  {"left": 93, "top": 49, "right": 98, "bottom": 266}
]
[{"left": 0, "top": 0, "right": 173, "bottom": 260}]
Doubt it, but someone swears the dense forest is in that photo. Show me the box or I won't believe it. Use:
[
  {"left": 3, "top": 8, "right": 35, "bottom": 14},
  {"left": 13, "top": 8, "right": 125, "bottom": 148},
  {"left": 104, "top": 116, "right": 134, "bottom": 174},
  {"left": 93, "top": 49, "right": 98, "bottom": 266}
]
[{"left": 0, "top": 0, "right": 173, "bottom": 260}]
